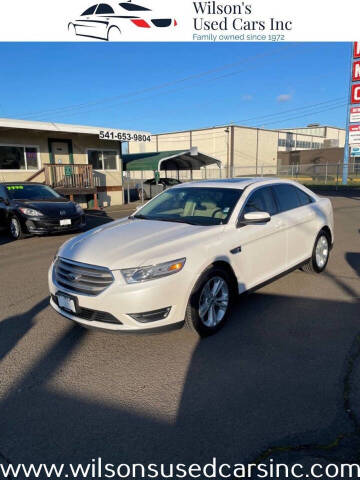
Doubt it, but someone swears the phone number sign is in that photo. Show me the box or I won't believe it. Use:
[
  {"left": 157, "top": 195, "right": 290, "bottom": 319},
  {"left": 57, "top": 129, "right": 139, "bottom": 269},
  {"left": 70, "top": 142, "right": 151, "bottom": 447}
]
[{"left": 99, "top": 130, "right": 152, "bottom": 142}]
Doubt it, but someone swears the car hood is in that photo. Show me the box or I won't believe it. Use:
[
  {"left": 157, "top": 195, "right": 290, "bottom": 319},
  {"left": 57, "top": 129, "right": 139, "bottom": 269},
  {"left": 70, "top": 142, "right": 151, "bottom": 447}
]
[
  {"left": 58, "top": 218, "right": 223, "bottom": 270},
  {"left": 15, "top": 199, "right": 77, "bottom": 216}
]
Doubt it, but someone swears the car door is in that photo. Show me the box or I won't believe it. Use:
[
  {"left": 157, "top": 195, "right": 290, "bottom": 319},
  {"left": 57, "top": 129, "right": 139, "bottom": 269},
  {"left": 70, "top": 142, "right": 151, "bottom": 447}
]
[
  {"left": 94, "top": 3, "right": 115, "bottom": 39},
  {"left": 230, "top": 185, "right": 287, "bottom": 291},
  {"left": 272, "top": 184, "right": 317, "bottom": 267},
  {"left": 75, "top": 5, "right": 98, "bottom": 36}
]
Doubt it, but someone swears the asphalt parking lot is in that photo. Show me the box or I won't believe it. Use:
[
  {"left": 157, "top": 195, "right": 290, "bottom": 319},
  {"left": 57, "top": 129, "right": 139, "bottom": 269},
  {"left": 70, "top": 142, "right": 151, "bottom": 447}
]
[{"left": 0, "top": 192, "right": 359, "bottom": 477}]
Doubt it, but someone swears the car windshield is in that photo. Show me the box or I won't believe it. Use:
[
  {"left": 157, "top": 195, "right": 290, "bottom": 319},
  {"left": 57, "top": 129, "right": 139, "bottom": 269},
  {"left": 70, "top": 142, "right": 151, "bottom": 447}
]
[
  {"left": 133, "top": 187, "right": 243, "bottom": 226},
  {"left": 119, "top": 2, "right": 150, "bottom": 11},
  {"left": 6, "top": 184, "right": 62, "bottom": 200}
]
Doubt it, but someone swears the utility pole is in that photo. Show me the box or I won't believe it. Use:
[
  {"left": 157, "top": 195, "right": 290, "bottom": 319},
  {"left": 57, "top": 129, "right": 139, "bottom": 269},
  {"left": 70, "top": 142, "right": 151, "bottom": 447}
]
[
  {"left": 225, "top": 127, "right": 230, "bottom": 178},
  {"left": 230, "top": 125, "right": 235, "bottom": 177},
  {"left": 343, "top": 42, "right": 354, "bottom": 185}
]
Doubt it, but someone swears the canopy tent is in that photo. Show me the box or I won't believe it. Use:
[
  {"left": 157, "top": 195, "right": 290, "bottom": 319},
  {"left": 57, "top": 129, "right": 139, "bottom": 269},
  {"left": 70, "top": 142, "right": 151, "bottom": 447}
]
[{"left": 122, "top": 148, "right": 221, "bottom": 172}]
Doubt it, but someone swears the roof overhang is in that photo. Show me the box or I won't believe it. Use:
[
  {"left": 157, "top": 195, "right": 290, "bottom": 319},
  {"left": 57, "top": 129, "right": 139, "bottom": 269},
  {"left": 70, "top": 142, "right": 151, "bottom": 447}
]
[
  {"left": 0, "top": 117, "right": 150, "bottom": 137},
  {"left": 122, "top": 148, "right": 221, "bottom": 171}
]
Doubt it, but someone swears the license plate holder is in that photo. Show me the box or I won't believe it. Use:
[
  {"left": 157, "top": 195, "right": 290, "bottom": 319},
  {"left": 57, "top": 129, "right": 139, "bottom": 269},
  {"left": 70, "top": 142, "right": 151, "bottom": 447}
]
[
  {"left": 56, "top": 292, "right": 78, "bottom": 313},
  {"left": 60, "top": 219, "right": 71, "bottom": 226}
]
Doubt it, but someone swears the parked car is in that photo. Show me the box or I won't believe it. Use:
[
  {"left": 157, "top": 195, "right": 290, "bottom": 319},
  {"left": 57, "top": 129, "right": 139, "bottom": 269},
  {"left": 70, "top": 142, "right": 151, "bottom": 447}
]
[
  {"left": 0, "top": 182, "right": 86, "bottom": 240},
  {"left": 138, "top": 177, "right": 182, "bottom": 200},
  {"left": 69, "top": 2, "right": 177, "bottom": 41},
  {"left": 49, "top": 178, "right": 334, "bottom": 337}
]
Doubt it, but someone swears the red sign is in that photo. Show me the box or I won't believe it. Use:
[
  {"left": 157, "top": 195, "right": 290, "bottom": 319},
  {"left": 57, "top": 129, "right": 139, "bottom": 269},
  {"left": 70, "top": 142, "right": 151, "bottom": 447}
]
[
  {"left": 355, "top": 42, "right": 360, "bottom": 59},
  {"left": 353, "top": 60, "right": 360, "bottom": 82},
  {"left": 351, "top": 84, "right": 360, "bottom": 104}
]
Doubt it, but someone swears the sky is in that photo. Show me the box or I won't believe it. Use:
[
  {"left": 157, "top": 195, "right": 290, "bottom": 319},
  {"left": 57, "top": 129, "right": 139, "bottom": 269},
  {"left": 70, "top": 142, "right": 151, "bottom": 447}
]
[{"left": 0, "top": 42, "right": 351, "bottom": 134}]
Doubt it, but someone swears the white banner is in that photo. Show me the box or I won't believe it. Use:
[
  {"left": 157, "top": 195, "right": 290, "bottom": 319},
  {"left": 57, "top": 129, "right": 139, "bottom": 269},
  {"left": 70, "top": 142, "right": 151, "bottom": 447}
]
[
  {"left": 349, "top": 125, "right": 360, "bottom": 145},
  {"left": 0, "top": 0, "right": 359, "bottom": 42}
]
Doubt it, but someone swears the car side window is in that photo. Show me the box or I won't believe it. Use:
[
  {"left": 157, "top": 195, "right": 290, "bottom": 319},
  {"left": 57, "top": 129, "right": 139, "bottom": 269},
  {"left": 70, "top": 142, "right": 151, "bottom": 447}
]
[
  {"left": 81, "top": 5, "right": 97, "bottom": 15},
  {"left": 273, "top": 184, "right": 301, "bottom": 212},
  {"left": 242, "top": 187, "right": 278, "bottom": 217},
  {"left": 295, "top": 187, "right": 314, "bottom": 206},
  {"left": 96, "top": 3, "right": 115, "bottom": 14}
]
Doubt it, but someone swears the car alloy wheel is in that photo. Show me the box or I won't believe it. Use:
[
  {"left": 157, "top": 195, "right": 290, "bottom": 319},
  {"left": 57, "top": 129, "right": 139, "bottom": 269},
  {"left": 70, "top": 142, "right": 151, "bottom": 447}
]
[
  {"left": 315, "top": 235, "right": 329, "bottom": 269},
  {"left": 10, "top": 217, "right": 21, "bottom": 239},
  {"left": 198, "top": 276, "right": 229, "bottom": 328}
]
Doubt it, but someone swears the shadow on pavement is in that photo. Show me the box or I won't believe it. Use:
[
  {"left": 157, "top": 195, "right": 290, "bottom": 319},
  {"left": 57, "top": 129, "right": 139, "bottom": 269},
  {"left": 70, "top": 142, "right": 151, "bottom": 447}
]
[
  {"left": 0, "top": 291, "right": 360, "bottom": 476},
  {"left": 346, "top": 252, "right": 360, "bottom": 277},
  {"left": 0, "top": 298, "right": 49, "bottom": 362}
]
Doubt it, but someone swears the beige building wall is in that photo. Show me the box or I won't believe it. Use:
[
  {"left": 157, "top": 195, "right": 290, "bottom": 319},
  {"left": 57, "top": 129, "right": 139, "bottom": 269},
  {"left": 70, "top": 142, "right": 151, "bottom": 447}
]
[{"left": 130, "top": 126, "right": 279, "bottom": 177}]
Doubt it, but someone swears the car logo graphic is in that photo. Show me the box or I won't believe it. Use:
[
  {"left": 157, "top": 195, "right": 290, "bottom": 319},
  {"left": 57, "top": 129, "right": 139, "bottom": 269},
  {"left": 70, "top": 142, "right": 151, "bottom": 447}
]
[
  {"left": 68, "top": 1, "right": 177, "bottom": 41},
  {"left": 67, "top": 273, "right": 80, "bottom": 281},
  {"left": 60, "top": 210, "right": 66, "bottom": 216}
]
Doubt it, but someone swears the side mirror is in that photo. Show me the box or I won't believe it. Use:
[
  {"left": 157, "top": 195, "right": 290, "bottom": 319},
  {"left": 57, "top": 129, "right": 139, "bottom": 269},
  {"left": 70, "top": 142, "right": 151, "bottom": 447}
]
[{"left": 238, "top": 211, "right": 271, "bottom": 226}]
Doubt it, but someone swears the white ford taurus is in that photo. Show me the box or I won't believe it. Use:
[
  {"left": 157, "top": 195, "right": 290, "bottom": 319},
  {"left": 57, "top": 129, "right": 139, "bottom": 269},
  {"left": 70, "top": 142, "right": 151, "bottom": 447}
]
[{"left": 49, "top": 178, "right": 334, "bottom": 337}]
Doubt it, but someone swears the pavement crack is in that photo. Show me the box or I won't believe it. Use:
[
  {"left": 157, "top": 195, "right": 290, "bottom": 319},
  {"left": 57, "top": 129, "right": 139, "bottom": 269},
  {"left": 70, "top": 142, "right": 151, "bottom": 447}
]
[{"left": 252, "top": 332, "right": 360, "bottom": 464}]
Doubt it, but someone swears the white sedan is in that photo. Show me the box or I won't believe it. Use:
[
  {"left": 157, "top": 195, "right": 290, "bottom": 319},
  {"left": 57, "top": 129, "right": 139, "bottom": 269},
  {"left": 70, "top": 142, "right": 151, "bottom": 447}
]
[
  {"left": 49, "top": 178, "right": 334, "bottom": 337},
  {"left": 68, "top": 2, "right": 177, "bottom": 41}
]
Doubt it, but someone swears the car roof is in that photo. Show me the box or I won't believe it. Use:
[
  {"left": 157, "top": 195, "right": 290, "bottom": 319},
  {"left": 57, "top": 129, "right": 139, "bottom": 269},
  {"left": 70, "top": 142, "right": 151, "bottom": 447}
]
[
  {"left": 0, "top": 182, "right": 44, "bottom": 186},
  {"left": 171, "top": 177, "right": 290, "bottom": 190}
]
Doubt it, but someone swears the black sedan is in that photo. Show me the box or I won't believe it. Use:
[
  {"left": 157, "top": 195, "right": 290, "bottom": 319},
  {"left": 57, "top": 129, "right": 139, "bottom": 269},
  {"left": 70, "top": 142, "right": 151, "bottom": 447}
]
[{"left": 0, "top": 182, "right": 86, "bottom": 240}]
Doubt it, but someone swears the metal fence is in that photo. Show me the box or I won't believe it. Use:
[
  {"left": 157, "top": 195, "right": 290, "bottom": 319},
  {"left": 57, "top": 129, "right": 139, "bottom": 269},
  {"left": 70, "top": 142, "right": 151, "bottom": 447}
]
[{"left": 123, "top": 162, "right": 360, "bottom": 203}]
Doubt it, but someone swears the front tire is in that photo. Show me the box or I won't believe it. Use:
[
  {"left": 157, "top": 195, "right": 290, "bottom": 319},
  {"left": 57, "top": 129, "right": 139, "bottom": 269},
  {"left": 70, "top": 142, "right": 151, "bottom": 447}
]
[
  {"left": 301, "top": 230, "right": 330, "bottom": 274},
  {"left": 9, "top": 215, "right": 25, "bottom": 240},
  {"left": 68, "top": 23, "right": 77, "bottom": 37},
  {"left": 185, "top": 266, "right": 234, "bottom": 337}
]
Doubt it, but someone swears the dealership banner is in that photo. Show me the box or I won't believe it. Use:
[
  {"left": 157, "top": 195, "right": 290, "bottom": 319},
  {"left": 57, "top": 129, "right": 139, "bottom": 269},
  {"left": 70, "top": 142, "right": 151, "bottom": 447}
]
[{"left": 0, "top": 0, "right": 359, "bottom": 42}]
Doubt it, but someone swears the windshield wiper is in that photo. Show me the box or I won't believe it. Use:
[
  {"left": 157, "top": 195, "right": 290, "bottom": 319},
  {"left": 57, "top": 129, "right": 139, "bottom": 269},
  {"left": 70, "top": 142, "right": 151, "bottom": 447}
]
[
  {"left": 130, "top": 214, "right": 150, "bottom": 220},
  {"left": 151, "top": 217, "right": 200, "bottom": 225}
]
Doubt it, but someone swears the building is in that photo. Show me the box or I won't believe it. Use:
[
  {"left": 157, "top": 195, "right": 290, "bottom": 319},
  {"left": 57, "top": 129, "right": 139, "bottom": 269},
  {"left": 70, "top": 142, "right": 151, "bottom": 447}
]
[
  {"left": 277, "top": 125, "right": 346, "bottom": 152},
  {"left": 0, "top": 118, "right": 128, "bottom": 207},
  {"left": 129, "top": 124, "right": 346, "bottom": 176}
]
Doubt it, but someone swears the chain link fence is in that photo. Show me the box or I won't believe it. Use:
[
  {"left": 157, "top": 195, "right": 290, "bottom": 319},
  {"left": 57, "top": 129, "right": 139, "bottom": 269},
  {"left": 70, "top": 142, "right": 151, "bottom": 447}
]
[{"left": 123, "top": 162, "right": 360, "bottom": 203}]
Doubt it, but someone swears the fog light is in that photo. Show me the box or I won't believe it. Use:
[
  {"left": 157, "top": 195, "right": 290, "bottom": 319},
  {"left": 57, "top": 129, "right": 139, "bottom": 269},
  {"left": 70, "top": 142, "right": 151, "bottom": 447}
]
[{"left": 130, "top": 307, "right": 171, "bottom": 323}]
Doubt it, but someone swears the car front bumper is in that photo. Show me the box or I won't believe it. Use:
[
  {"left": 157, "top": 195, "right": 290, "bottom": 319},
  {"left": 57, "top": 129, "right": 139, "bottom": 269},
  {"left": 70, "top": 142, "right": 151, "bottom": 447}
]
[
  {"left": 48, "top": 261, "right": 193, "bottom": 333},
  {"left": 24, "top": 214, "right": 86, "bottom": 234}
]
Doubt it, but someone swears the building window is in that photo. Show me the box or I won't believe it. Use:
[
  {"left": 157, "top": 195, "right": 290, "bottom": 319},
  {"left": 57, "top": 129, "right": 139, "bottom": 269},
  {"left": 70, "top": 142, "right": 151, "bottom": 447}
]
[
  {"left": 278, "top": 138, "right": 286, "bottom": 147},
  {"left": 88, "top": 150, "right": 117, "bottom": 170},
  {"left": 0, "top": 145, "right": 39, "bottom": 170}
]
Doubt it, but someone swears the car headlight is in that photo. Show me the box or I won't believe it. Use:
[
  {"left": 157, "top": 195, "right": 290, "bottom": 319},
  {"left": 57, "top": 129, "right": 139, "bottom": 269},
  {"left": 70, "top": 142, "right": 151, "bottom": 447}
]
[
  {"left": 75, "top": 203, "right": 84, "bottom": 214},
  {"left": 19, "top": 207, "right": 43, "bottom": 217},
  {"left": 121, "top": 258, "right": 186, "bottom": 284}
]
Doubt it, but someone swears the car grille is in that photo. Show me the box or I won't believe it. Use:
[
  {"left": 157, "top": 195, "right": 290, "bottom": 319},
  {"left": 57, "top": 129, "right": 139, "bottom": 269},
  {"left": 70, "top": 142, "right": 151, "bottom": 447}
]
[
  {"left": 54, "top": 257, "right": 114, "bottom": 296},
  {"left": 51, "top": 295, "right": 121, "bottom": 325}
]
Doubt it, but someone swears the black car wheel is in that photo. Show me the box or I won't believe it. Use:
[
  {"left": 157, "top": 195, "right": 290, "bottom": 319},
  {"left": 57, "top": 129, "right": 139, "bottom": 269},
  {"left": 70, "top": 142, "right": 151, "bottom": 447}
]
[{"left": 9, "top": 215, "right": 25, "bottom": 240}]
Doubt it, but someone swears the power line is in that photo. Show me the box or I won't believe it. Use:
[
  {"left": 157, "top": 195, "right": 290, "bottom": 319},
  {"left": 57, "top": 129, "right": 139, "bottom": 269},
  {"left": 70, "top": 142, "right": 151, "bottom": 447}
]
[
  {"left": 228, "top": 97, "right": 347, "bottom": 125},
  {"left": 259, "top": 102, "right": 347, "bottom": 127},
  {"left": 7, "top": 45, "right": 297, "bottom": 121}
]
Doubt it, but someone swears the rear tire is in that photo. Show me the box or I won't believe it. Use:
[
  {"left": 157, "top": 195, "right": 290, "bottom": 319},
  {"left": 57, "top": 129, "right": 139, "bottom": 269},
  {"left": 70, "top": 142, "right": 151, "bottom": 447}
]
[
  {"left": 9, "top": 215, "right": 25, "bottom": 240},
  {"left": 301, "top": 230, "right": 330, "bottom": 274},
  {"left": 185, "top": 266, "right": 234, "bottom": 337},
  {"left": 107, "top": 27, "right": 121, "bottom": 41}
]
